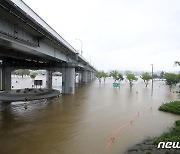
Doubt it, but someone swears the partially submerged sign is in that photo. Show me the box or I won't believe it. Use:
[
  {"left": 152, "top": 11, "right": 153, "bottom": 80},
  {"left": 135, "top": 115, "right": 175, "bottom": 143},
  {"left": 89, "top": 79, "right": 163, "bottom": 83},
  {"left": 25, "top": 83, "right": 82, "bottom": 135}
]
[{"left": 113, "top": 82, "right": 120, "bottom": 88}]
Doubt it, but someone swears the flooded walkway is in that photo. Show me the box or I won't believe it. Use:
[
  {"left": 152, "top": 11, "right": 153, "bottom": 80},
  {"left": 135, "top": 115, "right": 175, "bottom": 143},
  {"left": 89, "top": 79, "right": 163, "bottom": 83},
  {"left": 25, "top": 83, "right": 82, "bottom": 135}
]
[{"left": 0, "top": 78, "right": 179, "bottom": 154}]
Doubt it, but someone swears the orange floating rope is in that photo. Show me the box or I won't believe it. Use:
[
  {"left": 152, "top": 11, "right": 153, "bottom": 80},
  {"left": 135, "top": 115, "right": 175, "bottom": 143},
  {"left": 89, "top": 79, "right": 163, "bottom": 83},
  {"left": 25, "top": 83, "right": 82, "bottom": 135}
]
[
  {"left": 103, "top": 138, "right": 115, "bottom": 152},
  {"left": 103, "top": 107, "right": 153, "bottom": 153}
]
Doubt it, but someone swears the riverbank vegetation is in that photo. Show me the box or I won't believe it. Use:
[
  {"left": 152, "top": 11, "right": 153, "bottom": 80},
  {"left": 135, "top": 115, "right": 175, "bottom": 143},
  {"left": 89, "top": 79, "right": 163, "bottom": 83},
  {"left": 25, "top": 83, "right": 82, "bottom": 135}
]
[
  {"left": 164, "top": 73, "right": 180, "bottom": 92},
  {"left": 151, "top": 101, "right": 180, "bottom": 145},
  {"left": 127, "top": 100, "right": 180, "bottom": 153},
  {"left": 154, "top": 101, "right": 180, "bottom": 143},
  {"left": 159, "top": 101, "right": 180, "bottom": 115},
  {"left": 154, "top": 120, "right": 180, "bottom": 144}
]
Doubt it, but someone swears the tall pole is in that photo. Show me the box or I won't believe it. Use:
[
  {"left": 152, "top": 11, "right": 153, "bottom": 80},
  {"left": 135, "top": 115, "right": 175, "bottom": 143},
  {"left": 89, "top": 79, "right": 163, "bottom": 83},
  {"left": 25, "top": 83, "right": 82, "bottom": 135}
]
[
  {"left": 75, "top": 38, "right": 83, "bottom": 55},
  {"left": 151, "top": 64, "right": 154, "bottom": 88}
]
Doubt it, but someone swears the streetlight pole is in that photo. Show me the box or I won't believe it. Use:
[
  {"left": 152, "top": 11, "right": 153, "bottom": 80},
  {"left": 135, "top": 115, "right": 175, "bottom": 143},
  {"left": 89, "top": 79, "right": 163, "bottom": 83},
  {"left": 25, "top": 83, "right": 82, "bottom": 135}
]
[
  {"left": 75, "top": 38, "right": 83, "bottom": 55},
  {"left": 151, "top": 64, "right": 154, "bottom": 88}
]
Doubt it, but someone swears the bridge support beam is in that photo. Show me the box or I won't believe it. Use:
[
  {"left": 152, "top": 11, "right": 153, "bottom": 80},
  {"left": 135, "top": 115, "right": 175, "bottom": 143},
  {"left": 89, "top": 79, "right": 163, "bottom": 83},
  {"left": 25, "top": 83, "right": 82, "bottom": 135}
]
[
  {"left": 0, "top": 67, "right": 13, "bottom": 90},
  {"left": 46, "top": 70, "right": 53, "bottom": 89},
  {"left": 62, "top": 67, "right": 75, "bottom": 94}
]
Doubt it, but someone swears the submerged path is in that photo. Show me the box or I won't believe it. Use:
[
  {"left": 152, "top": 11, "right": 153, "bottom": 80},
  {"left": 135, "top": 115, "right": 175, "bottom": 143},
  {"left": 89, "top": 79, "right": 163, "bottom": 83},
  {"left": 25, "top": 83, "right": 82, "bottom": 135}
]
[{"left": 0, "top": 88, "right": 60, "bottom": 102}]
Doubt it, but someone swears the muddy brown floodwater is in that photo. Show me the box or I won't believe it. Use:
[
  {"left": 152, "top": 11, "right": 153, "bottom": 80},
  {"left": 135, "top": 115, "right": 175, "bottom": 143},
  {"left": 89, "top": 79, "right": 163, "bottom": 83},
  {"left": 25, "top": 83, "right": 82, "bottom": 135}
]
[{"left": 0, "top": 78, "right": 179, "bottom": 154}]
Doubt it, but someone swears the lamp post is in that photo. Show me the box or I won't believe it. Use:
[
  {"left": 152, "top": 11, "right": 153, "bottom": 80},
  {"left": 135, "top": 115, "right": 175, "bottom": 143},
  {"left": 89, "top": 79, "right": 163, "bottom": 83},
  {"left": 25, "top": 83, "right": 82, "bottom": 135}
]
[
  {"left": 150, "top": 64, "right": 154, "bottom": 88},
  {"left": 75, "top": 38, "right": 83, "bottom": 55}
]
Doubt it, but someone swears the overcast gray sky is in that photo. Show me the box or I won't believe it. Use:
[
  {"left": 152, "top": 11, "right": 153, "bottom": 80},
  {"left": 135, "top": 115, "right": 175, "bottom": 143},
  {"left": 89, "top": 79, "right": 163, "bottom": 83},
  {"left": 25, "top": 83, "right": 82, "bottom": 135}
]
[{"left": 22, "top": 0, "right": 179, "bottom": 72}]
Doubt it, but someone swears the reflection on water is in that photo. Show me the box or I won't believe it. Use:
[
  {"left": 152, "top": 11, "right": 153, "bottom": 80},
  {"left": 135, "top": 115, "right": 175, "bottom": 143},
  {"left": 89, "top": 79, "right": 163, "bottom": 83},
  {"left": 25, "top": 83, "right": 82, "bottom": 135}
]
[{"left": 0, "top": 78, "right": 179, "bottom": 154}]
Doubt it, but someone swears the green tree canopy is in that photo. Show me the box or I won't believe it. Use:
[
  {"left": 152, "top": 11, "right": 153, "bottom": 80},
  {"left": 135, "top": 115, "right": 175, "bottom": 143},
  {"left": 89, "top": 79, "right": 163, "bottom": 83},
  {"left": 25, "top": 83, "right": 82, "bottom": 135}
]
[
  {"left": 141, "top": 72, "right": 152, "bottom": 87},
  {"left": 152, "top": 74, "right": 159, "bottom": 79},
  {"left": 126, "top": 71, "right": 138, "bottom": 87},
  {"left": 109, "top": 70, "right": 118, "bottom": 81},
  {"left": 14, "top": 69, "right": 30, "bottom": 78},
  {"left": 101, "top": 71, "right": 109, "bottom": 83},
  {"left": 177, "top": 74, "right": 180, "bottom": 83},
  {"left": 96, "top": 71, "right": 102, "bottom": 83},
  {"left": 160, "top": 71, "right": 165, "bottom": 80},
  {"left": 96, "top": 71, "right": 108, "bottom": 83},
  {"left": 30, "top": 72, "right": 37, "bottom": 79},
  {"left": 109, "top": 70, "right": 123, "bottom": 82},
  {"left": 164, "top": 73, "right": 179, "bottom": 92},
  {"left": 117, "top": 73, "right": 124, "bottom": 81}
]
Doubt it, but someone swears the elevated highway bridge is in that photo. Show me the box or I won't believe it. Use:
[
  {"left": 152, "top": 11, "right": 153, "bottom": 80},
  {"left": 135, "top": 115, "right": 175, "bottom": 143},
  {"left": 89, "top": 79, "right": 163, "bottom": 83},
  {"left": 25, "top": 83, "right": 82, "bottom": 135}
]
[{"left": 0, "top": 0, "right": 96, "bottom": 94}]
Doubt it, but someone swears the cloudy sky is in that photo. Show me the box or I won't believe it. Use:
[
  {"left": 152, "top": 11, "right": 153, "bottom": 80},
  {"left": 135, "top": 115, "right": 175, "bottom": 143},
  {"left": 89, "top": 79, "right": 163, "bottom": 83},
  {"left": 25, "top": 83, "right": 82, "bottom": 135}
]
[{"left": 22, "top": 0, "right": 179, "bottom": 72}]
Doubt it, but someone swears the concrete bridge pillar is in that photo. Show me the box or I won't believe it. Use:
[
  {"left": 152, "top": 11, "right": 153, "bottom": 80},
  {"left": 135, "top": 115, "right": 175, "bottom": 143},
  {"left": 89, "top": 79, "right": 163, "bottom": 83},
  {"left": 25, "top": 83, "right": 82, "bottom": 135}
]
[
  {"left": 89, "top": 71, "right": 94, "bottom": 82},
  {"left": 79, "top": 72, "right": 82, "bottom": 83},
  {"left": 46, "top": 70, "right": 53, "bottom": 89},
  {"left": 62, "top": 67, "right": 75, "bottom": 94},
  {"left": 87, "top": 71, "right": 90, "bottom": 82},
  {"left": 0, "top": 67, "right": 13, "bottom": 90},
  {"left": 82, "top": 70, "right": 88, "bottom": 83},
  {"left": 90, "top": 72, "right": 93, "bottom": 81}
]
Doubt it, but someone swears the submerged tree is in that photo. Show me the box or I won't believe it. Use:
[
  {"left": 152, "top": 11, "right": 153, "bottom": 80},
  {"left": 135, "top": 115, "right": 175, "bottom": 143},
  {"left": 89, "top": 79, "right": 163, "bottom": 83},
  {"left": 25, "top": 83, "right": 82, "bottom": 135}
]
[
  {"left": 109, "top": 70, "right": 119, "bottom": 81},
  {"left": 164, "top": 73, "right": 179, "bottom": 92},
  {"left": 117, "top": 73, "right": 124, "bottom": 82},
  {"left": 30, "top": 72, "right": 37, "bottom": 80},
  {"left": 160, "top": 71, "right": 165, "bottom": 80},
  {"left": 95, "top": 70, "right": 109, "bottom": 84},
  {"left": 95, "top": 71, "right": 103, "bottom": 83},
  {"left": 101, "top": 71, "right": 109, "bottom": 83},
  {"left": 14, "top": 69, "right": 30, "bottom": 78},
  {"left": 141, "top": 72, "right": 152, "bottom": 87},
  {"left": 126, "top": 71, "right": 138, "bottom": 88},
  {"left": 109, "top": 70, "right": 124, "bottom": 88},
  {"left": 152, "top": 74, "right": 159, "bottom": 79},
  {"left": 109, "top": 70, "right": 124, "bottom": 82}
]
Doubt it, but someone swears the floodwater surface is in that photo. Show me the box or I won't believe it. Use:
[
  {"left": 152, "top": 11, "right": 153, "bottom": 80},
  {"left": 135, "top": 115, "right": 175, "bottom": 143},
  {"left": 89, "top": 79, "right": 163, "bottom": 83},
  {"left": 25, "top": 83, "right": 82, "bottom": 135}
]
[{"left": 0, "top": 78, "right": 179, "bottom": 154}]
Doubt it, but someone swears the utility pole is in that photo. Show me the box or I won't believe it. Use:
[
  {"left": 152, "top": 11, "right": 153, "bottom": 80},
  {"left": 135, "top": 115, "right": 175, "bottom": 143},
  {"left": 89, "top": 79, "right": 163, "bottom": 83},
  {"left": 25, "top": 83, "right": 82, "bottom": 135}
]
[{"left": 151, "top": 64, "right": 154, "bottom": 89}]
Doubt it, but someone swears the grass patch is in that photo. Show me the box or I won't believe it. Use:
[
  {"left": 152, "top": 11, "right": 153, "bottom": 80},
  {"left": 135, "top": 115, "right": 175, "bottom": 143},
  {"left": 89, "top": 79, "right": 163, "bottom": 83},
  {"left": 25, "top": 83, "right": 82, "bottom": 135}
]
[
  {"left": 159, "top": 101, "right": 180, "bottom": 115},
  {"left": 154, "top": 101, "right": 180, "bottom": 144},
  {"left": 154, "top": 120, "right": 180, "bottom": 144}
]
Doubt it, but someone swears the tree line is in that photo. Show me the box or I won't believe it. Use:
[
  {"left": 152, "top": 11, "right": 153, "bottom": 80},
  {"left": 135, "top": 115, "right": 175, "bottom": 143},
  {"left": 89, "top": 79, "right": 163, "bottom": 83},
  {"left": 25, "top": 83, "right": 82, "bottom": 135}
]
[
  {"left": 12, "top": 69, "right": 37, "bottom": 79},
  {"left": 96, "top": 70, "right": 138, "bottom": 88},
  {"left": 96, "top": 70, "right": 180, "bottom": 91}
]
